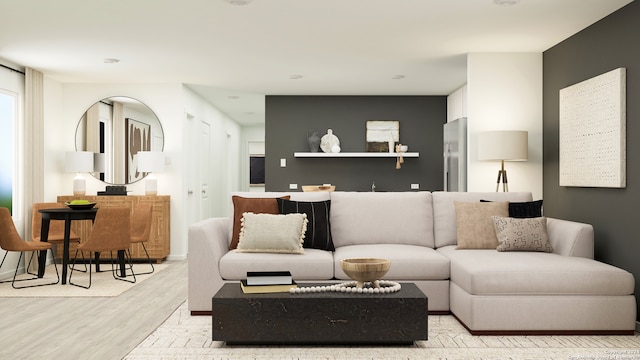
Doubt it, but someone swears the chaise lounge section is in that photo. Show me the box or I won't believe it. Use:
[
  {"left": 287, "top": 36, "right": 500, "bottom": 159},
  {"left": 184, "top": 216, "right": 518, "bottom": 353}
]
[{"left": 188, "top": 191, "right": 636, "bottom": 334}]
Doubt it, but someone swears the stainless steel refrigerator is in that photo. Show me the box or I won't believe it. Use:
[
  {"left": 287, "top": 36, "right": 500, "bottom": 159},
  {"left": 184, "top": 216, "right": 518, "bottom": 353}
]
[{"left": 443, "top": 117, "right": 467, "bottom": 191}]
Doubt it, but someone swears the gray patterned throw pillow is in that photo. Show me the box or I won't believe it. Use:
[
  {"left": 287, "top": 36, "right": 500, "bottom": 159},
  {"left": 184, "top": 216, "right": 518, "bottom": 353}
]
[{"left": 492, "top": 216, "right": 553, "bottom": 252}]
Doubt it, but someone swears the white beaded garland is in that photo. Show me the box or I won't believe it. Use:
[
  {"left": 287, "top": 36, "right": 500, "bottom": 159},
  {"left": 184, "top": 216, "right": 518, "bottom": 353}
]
[{"left": 290, "top": 280, "right": 401, "bottom": 294}]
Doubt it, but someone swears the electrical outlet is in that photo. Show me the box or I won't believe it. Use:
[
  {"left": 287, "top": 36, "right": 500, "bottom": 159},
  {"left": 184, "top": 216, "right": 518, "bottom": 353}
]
[
  {"left": 289, "top": 183, "right": 298, "bottom": 190},
  {"left": 411, "top": 183, "right": 419, "bottom": 190}
]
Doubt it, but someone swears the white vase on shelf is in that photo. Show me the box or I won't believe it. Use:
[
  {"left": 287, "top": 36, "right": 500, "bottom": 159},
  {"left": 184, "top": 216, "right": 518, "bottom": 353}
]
[{"left": 320, "top": 129, "right": 340, "bottom": 153}]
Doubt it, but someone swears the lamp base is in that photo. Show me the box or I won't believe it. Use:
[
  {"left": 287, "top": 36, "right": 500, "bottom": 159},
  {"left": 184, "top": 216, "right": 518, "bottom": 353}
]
[
  {"left": 495, "top": 160, "right": 509, "bottom": 192},
  {"left": 73, "top": 175, "right": 86, "bottom": 196},
  {"left": 145, "top": 176, "right": 158, "bottom": 196}
]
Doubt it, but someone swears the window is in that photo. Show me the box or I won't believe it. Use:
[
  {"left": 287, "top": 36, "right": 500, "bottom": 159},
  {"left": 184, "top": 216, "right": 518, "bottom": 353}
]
[
  {"left": 0, "top": 90, "right": 16, "bottom": 213},
  {"left": 0, "top": 64, "right": 24, "bottom": 215}
]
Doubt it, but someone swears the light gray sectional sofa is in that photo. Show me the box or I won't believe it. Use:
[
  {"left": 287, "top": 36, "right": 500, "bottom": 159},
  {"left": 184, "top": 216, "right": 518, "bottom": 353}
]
[{"left": 188, "top": 191, "right": 636, "bottom": 334}]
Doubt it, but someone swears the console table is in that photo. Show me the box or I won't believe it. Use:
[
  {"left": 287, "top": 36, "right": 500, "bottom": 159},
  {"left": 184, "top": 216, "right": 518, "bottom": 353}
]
[{"left": 56, "top": 195, "right": 170, "bottom": 262}]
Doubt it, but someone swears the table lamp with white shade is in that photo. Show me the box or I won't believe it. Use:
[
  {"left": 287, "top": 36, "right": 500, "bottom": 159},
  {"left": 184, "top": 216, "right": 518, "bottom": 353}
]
[
  {"left": 136, "top": 151, "right": 165, "bottom": 195},
  {"left": 477, "top": 130, "right": 528, "bottom": 192},
  {"left": 65, "top": 151, "right": 94, "bottom": 196}
]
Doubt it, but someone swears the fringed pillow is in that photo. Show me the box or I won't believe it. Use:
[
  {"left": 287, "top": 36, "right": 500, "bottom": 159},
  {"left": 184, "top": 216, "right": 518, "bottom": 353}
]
[{"left": 236, "top": 212, "right": 307, "bottom": 254}]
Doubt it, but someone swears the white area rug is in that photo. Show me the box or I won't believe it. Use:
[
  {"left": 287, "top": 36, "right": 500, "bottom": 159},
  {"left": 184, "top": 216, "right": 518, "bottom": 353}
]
[
  {"left": 0, "top": 262, "right": 167, "bottom": 297},
  {"left": 126, "top": 301, "right": 640, "bottom": 360}
]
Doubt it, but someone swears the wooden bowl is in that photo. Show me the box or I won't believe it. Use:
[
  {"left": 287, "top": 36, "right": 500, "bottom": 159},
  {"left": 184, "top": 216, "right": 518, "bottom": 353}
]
[
  {"left": 301, "top": 185, "right": 336, "bottom": 192},
  {"left": 340, "top": 258, "right": 390, "bottom": 288}
]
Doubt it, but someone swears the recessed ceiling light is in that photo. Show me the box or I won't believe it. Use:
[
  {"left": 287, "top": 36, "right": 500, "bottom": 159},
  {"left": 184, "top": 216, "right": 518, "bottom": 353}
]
[
  {"left": 289, "top": 75, "right": 303, "bottom": 80},
  {"left": 103, "top": 58, "right": 120, "bottom": 64},
  {"left": 392, "top": 75, "right": 406, "bottom": 80},
  {"left": 224, "top": 0, "right": 252, "bottom": 5},
  {"left": 494, "top": 0, "right": 520, "bottom": 5}
]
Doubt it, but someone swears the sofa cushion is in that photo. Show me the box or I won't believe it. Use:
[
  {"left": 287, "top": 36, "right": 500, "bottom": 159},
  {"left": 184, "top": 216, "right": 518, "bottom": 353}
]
[
  {"left": 492, "top": 216, "right": 553, "bottom": 252},
  {"left": 334, "top": 244, "right": 450, "bottom": 280},
  {"left": 432, "top": 192, "right": 533, "bottom": 248},
  {"left": 330, "top": 191, "right": 434, "bottom": 248},
  {"left": 277, "top": 198, "right": 334, "bottom": 251},
  {"left": 219, "top": 248, "right": 334, "bottom": 280},
  {"left": 455, "top": 201, "right": 508, "bottom": 249},
  {"left": 437, "top": 245, "right": 635, "bottom": 296},
  {"left": 236, "top": 212, "right": 307, "bottom": 254}
]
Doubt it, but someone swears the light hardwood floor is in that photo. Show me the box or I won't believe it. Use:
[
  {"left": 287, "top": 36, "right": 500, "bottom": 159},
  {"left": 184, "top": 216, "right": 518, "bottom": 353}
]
[{"left": 0, "top": 260, "right": 187, "bottom": 360}]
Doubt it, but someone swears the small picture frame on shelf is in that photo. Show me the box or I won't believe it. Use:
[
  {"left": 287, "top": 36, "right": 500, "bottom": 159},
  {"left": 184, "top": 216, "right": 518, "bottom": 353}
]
[{"left": 366, "top": 120, "right": 399, "bottom": 152}]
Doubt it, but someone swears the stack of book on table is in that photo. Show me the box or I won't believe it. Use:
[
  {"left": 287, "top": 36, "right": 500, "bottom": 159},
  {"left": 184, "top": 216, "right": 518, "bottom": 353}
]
[{"left": 240, "top": 271, "right": 297, "bottom": 294}]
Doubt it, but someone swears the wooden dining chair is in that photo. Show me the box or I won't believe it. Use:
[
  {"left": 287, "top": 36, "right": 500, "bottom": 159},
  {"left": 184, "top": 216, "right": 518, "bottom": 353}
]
[
  {"left": 130, "top": 203, "right": 154, "bottom": 275},
  {"left": 0, "top": 207, "right": 60, "bottom": 288},
  {"left": 68, "top": 207, "right": 136, "bottom": 289}
]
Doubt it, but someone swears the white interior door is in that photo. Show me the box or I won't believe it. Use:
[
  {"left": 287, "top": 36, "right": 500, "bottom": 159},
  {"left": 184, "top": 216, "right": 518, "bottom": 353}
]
[
  {"left": 199, "top": 120, "right": 211, "bottom": 220},
  {"left": 184, "top": 112, "right": 199, "bottom": 228}
]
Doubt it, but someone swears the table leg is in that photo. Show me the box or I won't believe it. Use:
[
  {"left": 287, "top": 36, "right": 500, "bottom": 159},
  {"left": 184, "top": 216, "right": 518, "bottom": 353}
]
[
  {"left": 118, "top": 250, "right": 126, "bottom": 277},
  {"left": 61, "top": 218, "right": 72, "bottom": 285},
  {"left": 95, "top": 252, "right": 101, "bottom": 272},
  {"left": 37, "top": 219, "right": 51, "bottom": 278}
]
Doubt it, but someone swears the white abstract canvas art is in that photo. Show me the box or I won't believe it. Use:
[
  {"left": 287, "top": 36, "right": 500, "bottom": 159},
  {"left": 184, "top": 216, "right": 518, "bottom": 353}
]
[{"left": 559, "top": 67, "right": 626, "bottom": 188}]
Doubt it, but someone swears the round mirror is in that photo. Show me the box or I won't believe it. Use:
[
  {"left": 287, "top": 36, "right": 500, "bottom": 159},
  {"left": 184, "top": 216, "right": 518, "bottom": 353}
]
[{"left": 75, "top": 96, "right": 164, "bottom": 185}]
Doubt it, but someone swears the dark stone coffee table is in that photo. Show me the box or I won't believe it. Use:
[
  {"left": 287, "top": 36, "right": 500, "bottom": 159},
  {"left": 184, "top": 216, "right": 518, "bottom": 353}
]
[{"left": 212, "top": 282, "right": 428, "bottom": 345}]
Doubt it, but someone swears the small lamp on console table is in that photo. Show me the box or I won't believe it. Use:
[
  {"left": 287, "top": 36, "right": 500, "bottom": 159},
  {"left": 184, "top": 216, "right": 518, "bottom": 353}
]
[
  {"left": 136, "top": 151, "right": 165, "bottom": 195},
  {"left": 477, "top": 130, "right": 528, "bottom": 192},
  {"left": 65, "top": 151, "right": 94, "bottom": 196}
]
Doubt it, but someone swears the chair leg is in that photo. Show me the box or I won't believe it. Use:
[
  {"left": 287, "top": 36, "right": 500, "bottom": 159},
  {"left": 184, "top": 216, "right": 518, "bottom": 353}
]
[
  {"left": 130, "top": 242, "right": 155, "bottom": 276},
  {"left": 0, "top": 249, "right": 60, "bottom": 288},
  {"left": 69, "top": 250, "right": 93, "bottom": 289},
  {"left": 110, "top": 250, "right": 136, "bottom": 284},
  {"left": 69, "top": 249, "right": 88, "bottom": 273}
]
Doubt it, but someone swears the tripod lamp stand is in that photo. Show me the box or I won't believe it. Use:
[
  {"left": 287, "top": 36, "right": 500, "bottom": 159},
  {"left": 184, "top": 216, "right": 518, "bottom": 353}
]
[{"left": 477, "top": 130, "right": 528, "bottom": 192}]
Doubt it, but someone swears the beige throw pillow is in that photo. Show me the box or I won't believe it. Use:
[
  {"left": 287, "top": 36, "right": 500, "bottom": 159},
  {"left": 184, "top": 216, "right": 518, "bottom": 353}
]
[
  {"left": 492, "top": 216, "right": 553, "bottom": 252},
  {"left": 236, "top": 212, "right": 308, "bottom": 254},
  {"left": 455, "top": 201, "right": 508, "bottom": 249}
]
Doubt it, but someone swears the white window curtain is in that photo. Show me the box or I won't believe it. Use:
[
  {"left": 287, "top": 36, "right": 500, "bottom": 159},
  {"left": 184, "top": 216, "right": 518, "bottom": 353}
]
[{"left": 24, "top": 68, "right": 44, "bottom": 241}]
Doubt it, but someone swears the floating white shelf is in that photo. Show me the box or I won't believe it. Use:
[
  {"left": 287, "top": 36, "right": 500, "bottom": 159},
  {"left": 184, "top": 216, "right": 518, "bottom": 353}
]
[{"left": 294, "top": 152, "right": 419, "bottom": 158}]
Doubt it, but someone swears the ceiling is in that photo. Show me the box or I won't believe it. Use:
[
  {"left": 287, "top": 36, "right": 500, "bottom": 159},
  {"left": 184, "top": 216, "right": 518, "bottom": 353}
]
[{"left": 0, "top": 0, "right": 632, "bottom": 125}]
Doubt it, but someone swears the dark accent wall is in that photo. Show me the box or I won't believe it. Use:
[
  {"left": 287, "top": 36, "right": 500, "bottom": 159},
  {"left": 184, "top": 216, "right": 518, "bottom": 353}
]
[
  {"left": 265, "top": 96, "right": 446, "bottom": 192},
  {"left": 543, "top": 2, "right": 640, "bottom": 321}
]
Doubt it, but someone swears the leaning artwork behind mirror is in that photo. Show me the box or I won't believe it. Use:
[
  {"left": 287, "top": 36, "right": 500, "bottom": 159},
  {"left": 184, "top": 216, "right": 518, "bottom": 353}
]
[{"left": 75, "top": 97, "right": 164, "bottom": 185}]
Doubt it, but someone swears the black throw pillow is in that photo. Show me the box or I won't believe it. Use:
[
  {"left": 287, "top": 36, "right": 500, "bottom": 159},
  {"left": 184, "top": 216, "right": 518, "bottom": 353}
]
[
  {"left": 276, "top": 198, "right": 334, "bottom": 251},
  {"left": 480, "top": 199, "right": 543, "bottom": 218}
]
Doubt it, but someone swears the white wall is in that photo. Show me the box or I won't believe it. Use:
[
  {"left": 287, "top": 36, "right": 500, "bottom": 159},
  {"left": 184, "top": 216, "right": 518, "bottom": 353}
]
[
  {"left": 466, "top": 53, "right": 543, "bottom": 200},
  {"left": 182, "top": 86, "right": 242, "bottom": 218}
]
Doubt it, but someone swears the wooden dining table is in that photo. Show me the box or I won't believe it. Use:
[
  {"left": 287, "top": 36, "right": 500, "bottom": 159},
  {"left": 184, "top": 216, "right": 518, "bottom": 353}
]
[{"left": 37, "top": 207, "right": 98, "bottom": 284}]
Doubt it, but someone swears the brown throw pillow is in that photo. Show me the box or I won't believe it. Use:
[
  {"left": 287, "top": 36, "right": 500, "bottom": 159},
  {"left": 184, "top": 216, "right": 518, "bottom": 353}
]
[
  {"left": 455, "top": 201, "right": 508, "bottom": 249},
  {"left": 229, "top": 196, "right": 290, "bottom": 250}
]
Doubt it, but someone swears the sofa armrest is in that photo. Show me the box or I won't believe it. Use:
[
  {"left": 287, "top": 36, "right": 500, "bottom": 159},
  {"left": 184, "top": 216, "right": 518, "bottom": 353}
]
[
  {"left": 546, "top": 217, "right": 594, "bottom": 259},
  {"left": 188, "top": 217, "right": 231, "bottom": 312}
]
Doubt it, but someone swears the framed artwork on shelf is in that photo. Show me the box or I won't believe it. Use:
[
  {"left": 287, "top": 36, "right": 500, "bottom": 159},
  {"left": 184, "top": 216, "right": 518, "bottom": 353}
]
[
  {"left": 125, "top": 118, "right": 151, "bottom": 183},
  {"left": 366, "top": 120, "right": 399, "bottom": 152}
]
